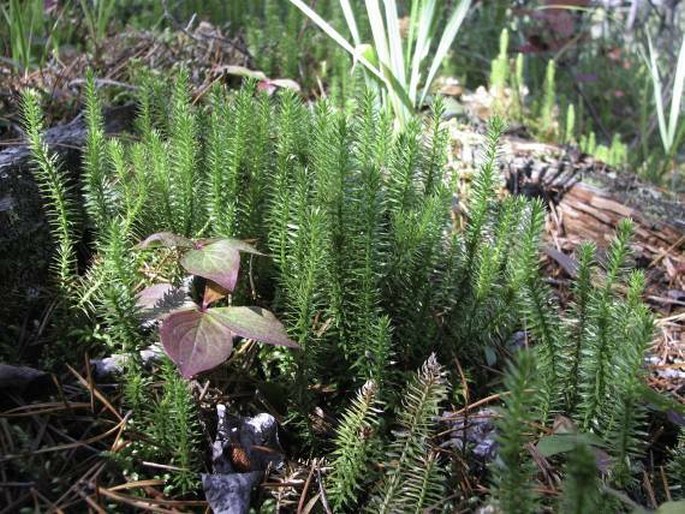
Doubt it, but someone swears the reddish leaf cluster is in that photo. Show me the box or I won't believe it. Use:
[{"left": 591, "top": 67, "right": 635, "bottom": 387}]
[{"left": 138, "top": 233, "right": 297, "bottom": 378}]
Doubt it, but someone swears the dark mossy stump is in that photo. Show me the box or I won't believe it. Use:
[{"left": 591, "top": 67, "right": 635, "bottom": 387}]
[{"left": 0, "top": 104, "right": 136, "bottom": 355}]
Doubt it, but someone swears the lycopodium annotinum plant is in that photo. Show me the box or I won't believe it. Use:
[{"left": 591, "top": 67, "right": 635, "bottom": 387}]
[{"left": 137, "top": 232, "right": 298, "bottom": 378}]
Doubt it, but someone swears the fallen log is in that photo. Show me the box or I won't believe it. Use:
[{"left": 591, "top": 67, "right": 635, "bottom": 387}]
[
  {"left": 499, "top": 137, "right": 684, "bottom": 400},
  {"left": 448, "top": 123, "right": 683, "bottom": 296},
  {"left": 502, "top": 138, "right": 684, "bottom": 270}
]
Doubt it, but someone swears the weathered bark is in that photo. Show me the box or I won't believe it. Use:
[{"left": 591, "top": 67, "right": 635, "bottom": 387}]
[
  {"left": 502, "top": 138, "right": 684, "bottom": 262},
  {"left": 0, "top": 103, "right": 136, "bottom": 175}
]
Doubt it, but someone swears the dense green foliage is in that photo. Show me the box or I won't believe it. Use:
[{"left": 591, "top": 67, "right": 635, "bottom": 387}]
[
  {"left": 16, "top": 56, "right": 682, "bottom": 512},
  {"left": 491, "top": 351, "right": 540, "bottom": 513}
]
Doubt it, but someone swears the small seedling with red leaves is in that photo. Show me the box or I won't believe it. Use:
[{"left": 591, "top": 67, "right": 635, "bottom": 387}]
[{"left": 137, "top": 232, "right": 298, "bottom": 378}]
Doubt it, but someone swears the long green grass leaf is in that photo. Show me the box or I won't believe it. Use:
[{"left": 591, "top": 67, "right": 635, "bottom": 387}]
[
  {"left": 645, "top": 33, "right": 670, "bottom": 151},
  {"left": 419, "top": 0, "right": 471, "bottom": 107},
  {"left": 365, "top": 0, "right": 407, "bottom": 121},
  {"left": 668, "top": 35, "right": 685, "bottom": 149},
  {"left": 409, "top": 0, "right": 436, "bottom": 104},
  {"left": 365, "top": 0, "right": 391, "bottom": 74},
  {"left": 287, "top": 0, "right": 385, "bottom": 84},
  {"left": 340, "top": 0, "right": 362, "bottom": 46},
  {"left": 405, "top": 0, "right": 421, "bottom": 67},
  {"left": 383, "top": 0, "right": 406, "bottom": 87}
]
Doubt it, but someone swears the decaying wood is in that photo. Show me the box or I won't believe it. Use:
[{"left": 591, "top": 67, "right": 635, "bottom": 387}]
[
  {"left": 502, "top": 138, "right": 684, "bottom": 266},
  {"left": 0, "top": 103, "right": 136, "bottom": 176},
  {"left": 450, "top": 124, "right": 683, "bottom": 274}
]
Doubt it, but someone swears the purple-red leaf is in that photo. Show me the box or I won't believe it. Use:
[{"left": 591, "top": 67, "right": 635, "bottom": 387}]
[
  {"left": 211, "top": 307, "right": 298, "bottom": 348},
  {"left": 218, "top": 238, "right": 264, "bottom": 256},
  {"left": 160, "top": 304, "right": 296, "bottom": 378},
  {"left": 160, "top": 306, "right": 297, "bottom": 378},
  {"left": 160, "top": 308, "right": 236, "bottom": 378},
  {"left": 137, "top": 283, "right": 175, "bottom": 310},
  {"left": 136, "top": 282, "right": 194, "bottom": 322},
  {"left": 180, "top": 239, "right": 262, "bottom": 292},
  {"left": 137, "top": 232, "right": 193, "bottom": 249}
]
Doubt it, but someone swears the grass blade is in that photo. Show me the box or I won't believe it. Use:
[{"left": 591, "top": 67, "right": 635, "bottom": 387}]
[
  {"left": 405, "top": 0, "right": 422, "bottom": 67},
  {"left": 419, "top": 0, "right": 471, "bottom": 107},
  {"left": 645, "top": 33, "right": 670, "bottom": 151},
  {"left": 409, "top": 0, "right": 436, "bottom": 104},
  {"left": 365, "top": 0, "right": 391, "bottom": 74},
  {"left": 340, "top": 0, "right": 362, "bottom": 46},
  {"left": 366, "top": 0, "right": 406, "bottom": 123},
  {"left": 383, "top": 0, "right": 406, "bottom": 87},
  {"left": 668, "top": 35, "right": 685, "bottom": 151},
  {"left": 287, "top": 0, "right": 385, "bottom": 84}
]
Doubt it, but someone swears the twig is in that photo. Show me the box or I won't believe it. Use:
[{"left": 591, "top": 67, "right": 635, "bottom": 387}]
[
  {"left": 49, "top": 461, "right": 106, "bottom": 513},
  {"left": 95, "top": 488, "right": 185, "bottom": 514},
  {"left": 31, "top": 487, "right": 63, "bottom": 513},
  {"left": 67, "top": 78, "right": 138, "bottom": 91},
  {"left": 141, "top": 461, "right": 193, "bottom": 473},
  {"left": 107, "top": 479, "right": 166, "bottom": 492},
  {"left": 98, "top": 486, "right": 207, "bottom": 510},
  {"left": 660, "top": 465, "right": 672, "bottom": 502},
  {"left": 74, "top": 488, "right": 107, "bottom": 514},
  {"left": 85, "top": 353, "right": 95, "bottom": 414},
  {"left": 1, "top": 401, "right": 90, "bottom": 417},
  {"left": 198, "top": 380, "right": 211, "bottom": 402},
  {"left": 66, "top": 364, "right": 123, "bottom": 421},
  {"left": 445, "top": 392, "right": 508, "bottom": 417},
  {"left": 650, "top": 235, "right": 685, "bottom": 267},
  {"left": 643, "top": 470, "right": 657, "bottom": 509},
  {"left": 297, "top": 460, "right": 317, "bottom": 514}
]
